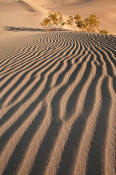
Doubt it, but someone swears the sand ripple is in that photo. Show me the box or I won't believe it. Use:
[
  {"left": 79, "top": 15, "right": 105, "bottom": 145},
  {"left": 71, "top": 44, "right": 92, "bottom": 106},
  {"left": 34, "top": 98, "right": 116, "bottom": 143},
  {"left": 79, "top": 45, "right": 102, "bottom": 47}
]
[{"left": 0, "top": 31, "right": 116, "bottom": 175}]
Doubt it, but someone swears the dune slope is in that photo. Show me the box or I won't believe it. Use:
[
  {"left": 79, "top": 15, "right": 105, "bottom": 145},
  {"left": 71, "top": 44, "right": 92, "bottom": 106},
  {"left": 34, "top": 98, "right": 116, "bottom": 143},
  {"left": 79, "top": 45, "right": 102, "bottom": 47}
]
[
  {"left": 23, "top": 0, "right": 116, "bottom": 34},
  {"left": 0, "top": 0, "right": 46, "bottom": 32},
  {"left": 0, "top": 0, "right": 116, "bottom": 34},
  {"left": 0, "top": 31, "right": 116, "bottom": 175}
]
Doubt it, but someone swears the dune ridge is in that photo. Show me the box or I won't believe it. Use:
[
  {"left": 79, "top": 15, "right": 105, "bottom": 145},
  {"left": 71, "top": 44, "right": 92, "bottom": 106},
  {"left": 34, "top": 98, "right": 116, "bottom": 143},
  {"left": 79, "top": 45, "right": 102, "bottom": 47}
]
[
  {"left": 0, "top": 0, "right": 116, "bottom": 35},
  {"left": 0, "top": 31, "right": 116, "bottom": 175},
  {"left": 22, "top": 0, "right": 116, "bottom": 34}
]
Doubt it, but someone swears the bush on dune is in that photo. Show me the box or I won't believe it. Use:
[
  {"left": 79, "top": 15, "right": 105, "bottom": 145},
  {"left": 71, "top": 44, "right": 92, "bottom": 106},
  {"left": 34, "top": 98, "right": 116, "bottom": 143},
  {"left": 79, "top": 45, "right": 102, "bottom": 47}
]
[
  {"left": 99, "top": 29, "right": 109, "bottom": 35},
  {"left": 41, "top": 11, "right": 65, "bottom": 28},
  {"left": 66, "top": 16, "right": 75, "bottom": 27},
  {"left": 41, "top": 11, "right": 109, "bottom": 35},
  {"left": 74, "top": 14, "right": 84, "bottom": 30},
  {"left": 83, "top": 14, "right": 100, "bottom": 33}
]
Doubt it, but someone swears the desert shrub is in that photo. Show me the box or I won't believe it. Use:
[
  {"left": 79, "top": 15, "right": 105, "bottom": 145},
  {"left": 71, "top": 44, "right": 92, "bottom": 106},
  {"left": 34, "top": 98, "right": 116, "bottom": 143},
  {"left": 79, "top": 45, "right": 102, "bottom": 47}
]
[
  {"left": 41, "top": 18, "right": 52, "bottom": 27},
  {"left": 83, "top": 14, "right": 100, "bottom": 32},
  {"left": 74, "top": 14, "right": 81, "bottom": 22},
  {"left": 41, "top": 11, "right": 109, "bottom": 34},
  {"left": 56, "top": 11, "right": 65, "bottom": 27},
  {"left": 74, "top": 14, "right": 85, "bottom": 30},
  {"left": 99, "top": 29, "right": 109, "bottom": 35},
  {"left": 73, "top": 14, "right": 100, "bottom": 32},
  {"left": 41, "top": 11, "right": 65, "bottom": 28},
  {"left": 66, "top": 16, "right": 74, "bottom": 26}
]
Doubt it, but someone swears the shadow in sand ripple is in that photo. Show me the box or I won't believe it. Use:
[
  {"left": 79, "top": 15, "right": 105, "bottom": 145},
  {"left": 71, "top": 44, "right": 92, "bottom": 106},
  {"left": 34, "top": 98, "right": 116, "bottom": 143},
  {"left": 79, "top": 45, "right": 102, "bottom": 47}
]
[
  {"left": 0, "top": 31, "right": 116, "bottom": 175},
  {"left": 56, "top": 63, "right": 102, "bottom": 175},
  {"left": 65, "top": 55, "right": 93, "bottom": 120},
  {"left": 2, "top": 104, "right": 47, "bottom": 175},
  {"left": 29, "top": 120, "right": 62, "bottom": 175},
  {"left": 113, "top": 77, "right": 116, "bottom": 92},
  {"left": 86, "top": 77, "right": 111, "bottom": 175}
]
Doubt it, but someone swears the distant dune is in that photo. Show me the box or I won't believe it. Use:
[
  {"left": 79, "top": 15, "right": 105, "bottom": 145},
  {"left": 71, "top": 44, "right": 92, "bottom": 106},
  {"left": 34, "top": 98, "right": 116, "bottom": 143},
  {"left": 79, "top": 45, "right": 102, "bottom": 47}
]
[
  {"left": 0, "top": 0, "right": 116, "bottom": 34},
  {"left": 0, "top": 31, "right": 116, "bottom": 175},
  {"left": 23, "top": 0, "right": 116, "bottom": 34},
  {"left": 0, "top": 0, "right": 47, "bottom": 34}
]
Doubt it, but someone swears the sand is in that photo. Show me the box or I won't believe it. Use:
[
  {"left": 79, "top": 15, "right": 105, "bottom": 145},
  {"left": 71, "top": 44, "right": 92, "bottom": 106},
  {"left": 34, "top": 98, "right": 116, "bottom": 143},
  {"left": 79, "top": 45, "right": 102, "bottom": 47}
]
[
  {"left": 0, "top": 1, "right": 116, "bottom": 175},
  {"left": 23, "top": 0, "right": 116, "bottom": 35},
  {"left": 0, "top": 0, "right": 116, "bottom": 35}
]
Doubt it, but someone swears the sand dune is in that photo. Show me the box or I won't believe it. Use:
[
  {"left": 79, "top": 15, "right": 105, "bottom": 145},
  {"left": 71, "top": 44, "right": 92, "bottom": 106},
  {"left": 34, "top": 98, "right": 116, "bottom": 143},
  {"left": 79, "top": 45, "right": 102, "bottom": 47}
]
[
  {"left": 0, "top": 1, "right": 116, "bottom": 175},
  {"left": 23, "top": 0, "right": 116, "bottom": 34},
  {"left": 0, "top": 0, "right": 116, "bottom": 35},
  {"left": 0, "top": 31, "right": 116, "bottom": 175},
  {"left": 0, "top": 0, "right": 47, "bottom": 36}
]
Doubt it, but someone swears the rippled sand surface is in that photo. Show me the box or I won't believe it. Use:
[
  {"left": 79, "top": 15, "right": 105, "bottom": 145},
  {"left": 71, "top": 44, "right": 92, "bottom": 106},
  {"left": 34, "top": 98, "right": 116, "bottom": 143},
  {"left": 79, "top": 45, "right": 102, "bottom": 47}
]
[{"left": 0, "top": 31, "right": 116, "bottom": 175}]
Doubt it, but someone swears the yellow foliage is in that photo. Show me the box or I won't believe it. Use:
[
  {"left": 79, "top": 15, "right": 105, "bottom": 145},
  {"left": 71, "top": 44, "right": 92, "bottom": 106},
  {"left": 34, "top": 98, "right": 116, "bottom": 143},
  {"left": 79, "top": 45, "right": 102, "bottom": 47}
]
[
  {"left": 40, "top": 11, "right": 109, "bottom": 34},
  {"left": 74, "top": 14, "right": 81, "bottom": 22},
  {"left": 66, "top": 16, "right": 74, "bottom": 26},
  {"left": 83, "top": 14, "right": 100, "bottom": 32},
  {"left": 99, "top": 29, "right": 109, "bottom": 35},
  {"left": 41, "top": 11, "right": 65, "bottom": 28},
  {"left": 41, "top": 18, "right": 51, "bottom": 27}
]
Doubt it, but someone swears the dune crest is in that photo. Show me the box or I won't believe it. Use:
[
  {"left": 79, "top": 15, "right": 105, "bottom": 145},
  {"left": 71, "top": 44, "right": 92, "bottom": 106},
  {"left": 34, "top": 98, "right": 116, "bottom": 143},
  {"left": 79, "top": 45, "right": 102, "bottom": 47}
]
[
  {"left": 23, "top": 0, "right": 116, "bottom": 34},
  {"left": 0, "top": 0, "right": 116, "bottom": 34}
]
